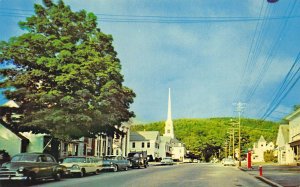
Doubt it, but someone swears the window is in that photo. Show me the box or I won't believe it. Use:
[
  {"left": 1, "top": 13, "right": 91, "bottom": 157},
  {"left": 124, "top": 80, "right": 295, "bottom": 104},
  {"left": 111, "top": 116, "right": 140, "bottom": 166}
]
[
  {"left": 38, "top": 155, "right": 47, "bottom": 162},
  {"left": 147, "top": 142, "right": 150, "bottom": 148},
  {"left": 46, "top": 155, "right": 55, "bottom": 163},
  {"left": 142, "top": 142, "right": 145, "bottom": 148},
  {"left": 167, "top": 130, "right": 170, "bottom": 133},
  {"left": 132, "top": 142, "right": 135, "bottom": 148}
]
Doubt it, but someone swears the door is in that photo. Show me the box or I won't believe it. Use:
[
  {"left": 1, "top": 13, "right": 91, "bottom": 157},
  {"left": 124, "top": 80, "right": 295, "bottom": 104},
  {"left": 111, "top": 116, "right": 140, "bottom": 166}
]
[
  {"left": 36, "top": 155, "right": 49, "bottom": 178},
  {"left": 45, "top": 155, "right": 57, "bottom": 178}
]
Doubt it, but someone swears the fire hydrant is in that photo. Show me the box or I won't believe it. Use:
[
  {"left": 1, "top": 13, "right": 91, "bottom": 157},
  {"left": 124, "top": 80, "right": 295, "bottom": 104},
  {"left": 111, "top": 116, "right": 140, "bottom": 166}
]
[{"left": 259, "top": 165, "right": 263, "bottom": 176}]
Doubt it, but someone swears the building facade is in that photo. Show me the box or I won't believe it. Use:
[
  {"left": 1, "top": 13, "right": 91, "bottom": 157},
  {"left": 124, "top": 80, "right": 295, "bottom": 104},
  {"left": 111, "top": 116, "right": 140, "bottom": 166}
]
[
  {"left": 1, "top": 100, "right": 131, "bottom": 160},
  {"left": 285, "top": 109, "right": 300, "bottom": 165},
  {"left": 251, "top": 135, "right": 274, "bottom": 162},
  {"left": 129, "top": 131, "right": 160, "bottom": 160},
  {"left": 276, "top": 125, "right": 294, "bottom": 165}
]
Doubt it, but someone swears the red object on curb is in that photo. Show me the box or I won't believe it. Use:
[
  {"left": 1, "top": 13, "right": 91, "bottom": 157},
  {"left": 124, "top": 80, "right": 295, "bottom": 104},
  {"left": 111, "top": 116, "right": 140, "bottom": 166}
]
[
  {"left": 259, "top": 165, "right": 263, "bottom": 176},
  {"left": 247, "top": 151, "right": 252, "bottom": 169}
]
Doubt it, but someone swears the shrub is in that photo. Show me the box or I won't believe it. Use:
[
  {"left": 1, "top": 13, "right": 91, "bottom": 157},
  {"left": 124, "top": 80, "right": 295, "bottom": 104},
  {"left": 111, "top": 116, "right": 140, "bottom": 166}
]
[{"left": 264, "top": 150, "right": 275, "bottom": 162}]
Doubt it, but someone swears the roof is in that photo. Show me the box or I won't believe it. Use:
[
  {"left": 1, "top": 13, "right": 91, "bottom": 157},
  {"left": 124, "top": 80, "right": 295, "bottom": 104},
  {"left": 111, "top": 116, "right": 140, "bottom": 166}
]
[
  {"left": 130, "top": 131, "right": 160, "bottom": 141},
  {"left": 258, "top": 135, "right": 266, "bottom": 143},
  {"left": 285, "top": 108, "right": 300, "bottom": 121},
  {"left": 277, "top": 125, "right": 289, "bottom": 144},
  {"left": 2, "top": 100, "right": 19, "bottom": 108},
  {"left": 0, "top": 119, "right": 28, "bottom": 141}
]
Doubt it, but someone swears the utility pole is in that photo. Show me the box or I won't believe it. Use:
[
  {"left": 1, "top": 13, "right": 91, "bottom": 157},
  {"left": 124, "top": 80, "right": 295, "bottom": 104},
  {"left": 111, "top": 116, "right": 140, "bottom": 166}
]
[
  {"left": 224, "top": 141, "right": 228, "bottom": 158},
  {"left": 234, "top": 102, "right": 246, "bottom": 167},
  {"left": 228, "top": 128, "right": 237, "bottom": 159},
  {"left": 228, "top": 132, "right": 232, "bottom": 158}
]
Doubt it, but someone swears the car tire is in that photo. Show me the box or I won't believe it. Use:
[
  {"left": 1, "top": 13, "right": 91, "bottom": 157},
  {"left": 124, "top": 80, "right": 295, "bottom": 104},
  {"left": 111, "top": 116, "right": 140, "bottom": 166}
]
[
  {"left": 54, "top": 172, "right": 61, "bottom": 181},
  {"left": 78, "top": 169, "right": 85, "bottom": 177},
  {"left": 95, "top": 169, "right": 101, "bottom": 175},
  {"left": 113, "top": 165, "right": 118, "bottom": 172}
]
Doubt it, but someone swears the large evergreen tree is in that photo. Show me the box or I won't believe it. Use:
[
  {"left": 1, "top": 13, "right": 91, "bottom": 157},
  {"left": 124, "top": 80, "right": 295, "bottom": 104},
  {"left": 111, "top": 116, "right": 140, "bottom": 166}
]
[{"left": 0, "top": 0, "right": 135, "bottom": 139}]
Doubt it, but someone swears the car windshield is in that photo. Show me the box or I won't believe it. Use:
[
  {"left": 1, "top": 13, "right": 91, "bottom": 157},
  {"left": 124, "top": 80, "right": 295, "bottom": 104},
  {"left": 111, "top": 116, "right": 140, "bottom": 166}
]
[
  {"left": 11, "top": 154, "right": 37, "bottom": 162},
  {"left": 104, "top": 156, "right": 117, "bottom": 160},
  {"left": 63, "top": 157, "right": 86, "bottom": 163},
  {"left": 128, "top": 153, "right": 140, "bottom": 158}
]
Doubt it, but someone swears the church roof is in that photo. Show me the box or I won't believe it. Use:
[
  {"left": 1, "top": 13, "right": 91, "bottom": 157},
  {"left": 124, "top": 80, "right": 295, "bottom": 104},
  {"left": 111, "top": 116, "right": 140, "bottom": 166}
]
[
  {"left": 258, "top": 135, "right": 266, "bottom": 142},
  {"left": 130, "top": 131, "right": 160, "bottom": 141}
]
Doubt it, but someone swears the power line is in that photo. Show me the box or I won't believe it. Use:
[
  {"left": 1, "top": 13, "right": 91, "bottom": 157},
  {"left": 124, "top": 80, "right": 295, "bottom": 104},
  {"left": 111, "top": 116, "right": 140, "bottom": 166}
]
[
  {"left": 234, "top": 0, "right": 266, "bottom": 103},
  {"left": 240, "top": 0, "right": 297, "bottom": 110},
  {"left": 261, "top": 51, "right": 300, "bottom": 120},
  {"left": 0, "top": 10, "right": 300, "bottom": 24}
]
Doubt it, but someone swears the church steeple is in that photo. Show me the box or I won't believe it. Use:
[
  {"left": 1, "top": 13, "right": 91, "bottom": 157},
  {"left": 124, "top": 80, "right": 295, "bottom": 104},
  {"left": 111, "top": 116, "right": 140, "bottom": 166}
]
[
  {"left": 167, "top": 88, "right": 172, "bottom": 121},
  {"left": 164, "top": 88, "right": 174, "bottom": 139}
]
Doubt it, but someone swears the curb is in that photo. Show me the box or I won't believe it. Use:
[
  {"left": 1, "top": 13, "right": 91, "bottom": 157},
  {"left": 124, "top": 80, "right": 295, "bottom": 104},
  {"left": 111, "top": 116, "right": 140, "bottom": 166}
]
[
  {"left": 239, "top": 167, "right": 283, "bottom": 187},
  {"left": 255, "top": 176, "right": 283, "bottom": 187}
]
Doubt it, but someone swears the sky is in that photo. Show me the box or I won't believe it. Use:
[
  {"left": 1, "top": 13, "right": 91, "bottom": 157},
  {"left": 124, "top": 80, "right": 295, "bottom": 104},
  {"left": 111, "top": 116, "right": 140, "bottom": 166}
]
[{"left": 0, "top": 0, "right": 300, "bottom": 123}]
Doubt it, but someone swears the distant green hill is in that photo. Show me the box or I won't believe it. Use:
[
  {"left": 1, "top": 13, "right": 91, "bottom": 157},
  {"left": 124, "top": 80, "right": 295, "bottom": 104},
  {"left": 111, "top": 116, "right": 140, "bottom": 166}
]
[{"left": 131, "top": 118, "right": 280, "bottom": 161}]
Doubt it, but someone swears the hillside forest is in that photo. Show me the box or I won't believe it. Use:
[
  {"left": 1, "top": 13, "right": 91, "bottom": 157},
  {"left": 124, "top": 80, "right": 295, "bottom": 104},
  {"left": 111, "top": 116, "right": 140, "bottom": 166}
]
[{"left": 131, "top": 118, "right": 280, "bottom": 161}]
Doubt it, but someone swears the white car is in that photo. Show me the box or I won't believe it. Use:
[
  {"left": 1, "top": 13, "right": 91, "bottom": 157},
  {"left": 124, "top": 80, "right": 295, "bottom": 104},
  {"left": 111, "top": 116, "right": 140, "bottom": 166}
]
[
  {"left": 223, "top": 158, "right": 236, "bottom": 166},
  {"left": 61, "top": 156, "right": 103, "bottom": 177},
  {"left": 161, "top": 157, "right": 174, "bottom": 165}
]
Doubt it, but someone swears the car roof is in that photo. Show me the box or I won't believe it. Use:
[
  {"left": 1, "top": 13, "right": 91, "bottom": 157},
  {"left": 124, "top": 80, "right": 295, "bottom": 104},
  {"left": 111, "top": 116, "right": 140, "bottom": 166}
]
[
  {"left": 13, "top": 153, "right": 48, "bottom": 156},
  {"left": 65, "top": 156, "right": 96, "bottom": 158}
]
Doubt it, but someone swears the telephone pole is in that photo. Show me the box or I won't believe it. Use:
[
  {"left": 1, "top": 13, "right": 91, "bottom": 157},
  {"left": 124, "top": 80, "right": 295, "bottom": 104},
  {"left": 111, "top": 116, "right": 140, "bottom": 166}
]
[
  {"left": 228, "top": 127, "right": 237, "bottom": 159},
  {"left": 227, "top": 132, "right": 232, "bottom": 157},
  {"left": 233, "top": 102, "right": 246, "bottom": 167}
]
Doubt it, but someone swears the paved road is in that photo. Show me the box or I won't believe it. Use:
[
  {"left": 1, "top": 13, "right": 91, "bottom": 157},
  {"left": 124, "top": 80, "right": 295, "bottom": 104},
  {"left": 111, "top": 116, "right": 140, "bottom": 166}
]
[{"left": 1, "top": 163, "right": 270, "bottom": 187}]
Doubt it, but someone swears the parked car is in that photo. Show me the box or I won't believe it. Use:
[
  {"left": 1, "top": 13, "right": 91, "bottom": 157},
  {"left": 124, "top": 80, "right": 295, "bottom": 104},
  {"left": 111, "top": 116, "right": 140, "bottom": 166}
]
[
  {"left": 0, "top": 153, "right": 67, "bottom": 185},
  {"left": 160, "top": 157, "right": 174, "bottom": 165},
  {"left": 127, "top": 151, "right": 148, "bottom": 168},
  {"left": 60, "top": 156, "right": 103, "bottom": 177},
  {"left": 102, "top": 155, "right": 130, "bottom": 172},
  {"left": 223, "top": 158, "right": 236, "bottom": 166}
]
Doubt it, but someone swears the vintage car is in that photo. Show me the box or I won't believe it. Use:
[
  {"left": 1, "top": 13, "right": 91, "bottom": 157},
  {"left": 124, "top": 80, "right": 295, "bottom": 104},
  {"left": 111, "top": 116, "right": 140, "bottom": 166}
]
[
  {"left": 127, "top": 151, "right": 148, "bottom": 168},
  {"left": 0, "top": 153, "right": 66, "bottom": 185},
  {"left": 102, "top": 155, "right": 130, "bottom": 172},
  {"left": 60, "top": 156, "right": 103, "bottom": 177},
  {"left": 160, "top": 157, "right": 174, "bottom": 165},
  {"left": 223, "top": 158, "right": 236, "bottom": 166}
]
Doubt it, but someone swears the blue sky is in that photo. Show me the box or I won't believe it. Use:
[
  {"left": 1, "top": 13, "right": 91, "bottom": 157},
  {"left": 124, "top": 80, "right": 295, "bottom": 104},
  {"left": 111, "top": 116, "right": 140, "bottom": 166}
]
[{"left": 0, "top": 0, "right": 300, "bottom": 123}]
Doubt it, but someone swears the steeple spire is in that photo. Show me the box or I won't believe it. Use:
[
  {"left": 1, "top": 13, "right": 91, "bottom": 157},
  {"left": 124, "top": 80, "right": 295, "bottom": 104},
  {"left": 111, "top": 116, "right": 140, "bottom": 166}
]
[
  {"left": 167, "top": 88, "right": 172, "bottom": 121},
  {"left": 164, "top": 88, "right": 174, "bottom": 139}
]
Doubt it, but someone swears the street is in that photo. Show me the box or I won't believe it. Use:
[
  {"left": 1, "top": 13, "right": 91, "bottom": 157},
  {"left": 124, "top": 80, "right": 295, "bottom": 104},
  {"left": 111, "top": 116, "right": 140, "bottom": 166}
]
[{"left": 1, "top": 163, "right": 270, "bottom": 187}]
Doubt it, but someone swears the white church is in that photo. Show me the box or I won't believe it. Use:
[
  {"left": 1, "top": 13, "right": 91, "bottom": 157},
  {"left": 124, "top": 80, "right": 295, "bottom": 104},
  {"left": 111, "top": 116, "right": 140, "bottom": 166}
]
[{"left": 129, "top": 88, "right": 186, "bottom": 161}]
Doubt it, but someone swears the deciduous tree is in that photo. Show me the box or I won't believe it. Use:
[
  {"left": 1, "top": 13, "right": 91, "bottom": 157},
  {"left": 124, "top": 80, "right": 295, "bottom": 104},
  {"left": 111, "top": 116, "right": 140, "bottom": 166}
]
[{"left": 0, "top": 0, "right": 135, "bottom": 139}]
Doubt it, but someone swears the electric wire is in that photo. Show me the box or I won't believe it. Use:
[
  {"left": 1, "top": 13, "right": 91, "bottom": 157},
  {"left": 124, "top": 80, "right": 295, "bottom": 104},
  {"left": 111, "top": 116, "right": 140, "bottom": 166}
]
[
  {"left": 261, "top": 51, "right": 300, "bottom": 120},
  {"left": 233, "top": 0, "right": 265, "bottom": 104},
  {"left": 243, "top": 0, "right": 296, "bottom": 107}
]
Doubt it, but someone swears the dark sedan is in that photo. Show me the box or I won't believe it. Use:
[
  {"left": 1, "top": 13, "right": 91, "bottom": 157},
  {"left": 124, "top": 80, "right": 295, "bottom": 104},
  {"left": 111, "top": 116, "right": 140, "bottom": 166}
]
[
  {"left": 102, "top": 155, "right": 130, "bottom": 172},
  {"left": 0, "top": 153, "right": 67, "bottom": 185}
]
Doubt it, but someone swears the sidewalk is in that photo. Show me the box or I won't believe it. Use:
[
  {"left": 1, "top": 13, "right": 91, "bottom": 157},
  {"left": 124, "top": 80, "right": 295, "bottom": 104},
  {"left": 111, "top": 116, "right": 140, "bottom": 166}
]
[{"left": 240, "top": 164, "right": 300, "bottom": 187}]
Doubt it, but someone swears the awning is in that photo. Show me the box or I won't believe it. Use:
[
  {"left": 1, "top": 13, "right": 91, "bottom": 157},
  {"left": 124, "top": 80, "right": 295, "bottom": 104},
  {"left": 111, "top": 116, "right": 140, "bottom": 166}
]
[{"left": 290, "top": 140, "right": 300, "bottom": 147}]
